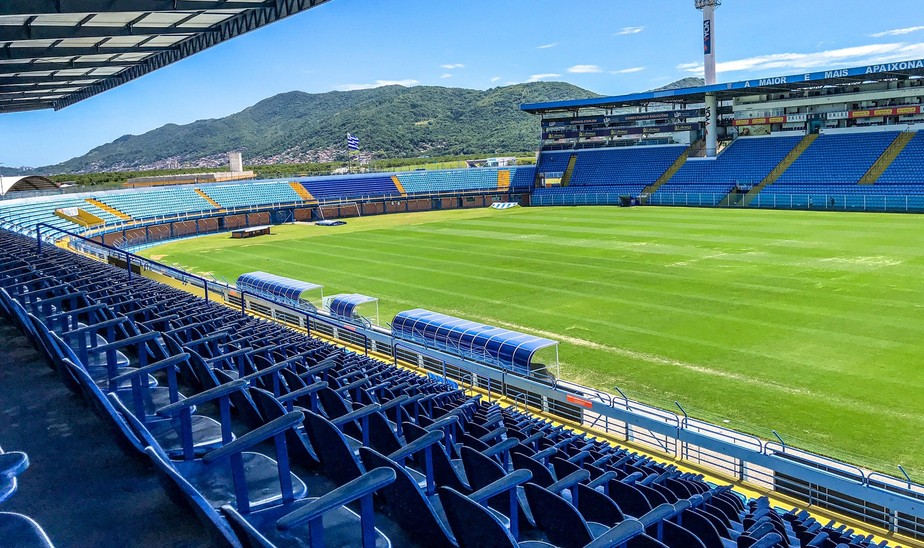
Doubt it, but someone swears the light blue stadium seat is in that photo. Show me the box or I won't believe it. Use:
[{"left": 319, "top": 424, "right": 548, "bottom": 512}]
[
  {"left": 201, "top": 182, "right": 303, "bottom": 209},
  {"left": 96, "top": 188, "right": 217, "bottom": 220},
  {"left": 395, "top": 167, "right": 535, "bottom": 195}
]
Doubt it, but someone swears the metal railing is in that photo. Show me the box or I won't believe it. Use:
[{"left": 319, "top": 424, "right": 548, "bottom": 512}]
[{"left": 532, "top": 191, "right": 924, "bottom": 214}]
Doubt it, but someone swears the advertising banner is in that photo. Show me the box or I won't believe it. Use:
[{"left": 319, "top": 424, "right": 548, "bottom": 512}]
[
  {"left": 543, "top": 123, "right": 700, "bottom": 140},
  {"left": 849, "top": 106, "right": 921, "bottom": 118},
  {"left": 733, "top": 116, "right": 786, "bottom": 126},
  {"left": 542, "top": 109, "right": 705, "bottom": 128}
]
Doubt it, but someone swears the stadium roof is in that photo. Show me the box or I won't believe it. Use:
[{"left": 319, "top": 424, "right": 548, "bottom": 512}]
[
  {"left": 0, "top": 0, "right": 330, "bottom": 114},
  {"left": 0, "top": 175, "right": 58, "bottom": 195},
  {"left": 521, "top": 59, "right": 924, "bottom": 114}
]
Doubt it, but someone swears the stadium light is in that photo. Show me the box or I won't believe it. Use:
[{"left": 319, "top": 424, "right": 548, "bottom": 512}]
[{"left": 694, "top": 0, "right": 721, "bottom": 85}]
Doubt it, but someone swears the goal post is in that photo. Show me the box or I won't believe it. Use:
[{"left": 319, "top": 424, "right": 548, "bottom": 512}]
[{"left": 339, "top": 202, "right": 362, "bottom": 218}]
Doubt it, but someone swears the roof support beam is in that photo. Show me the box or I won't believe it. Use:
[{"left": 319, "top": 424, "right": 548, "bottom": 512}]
[
  {"left": 0, "top": 0, "right": 332, "bottom": 112},
  {"left": 0, "top": 25, "right": 201, "bottom": 42},
  {"left": 0, "top": 60, "right": 141, "bottom": 73},
  {"left": 0, "top": 102, "right": 55, "bottom": 113},
  {"left": 0, "top": 97, "right": 60, "bottom": 105},
  {"left": 57, "top": 0, "right": 332, "bottom": 109},
  {"left": 0, "top": 1, "right": 270, "bottom": 15},
  {"left": 0, "top": 46, "right": 166, "bottom": 61},
  {"left": 0, "top": 86, "right": 84, "bottom": 96},
  {"left": 0, "top": 83, "right": 88, "bottom": 93},
  {"left": 0, "top": 74, "right": 105, "bottom": 84}
]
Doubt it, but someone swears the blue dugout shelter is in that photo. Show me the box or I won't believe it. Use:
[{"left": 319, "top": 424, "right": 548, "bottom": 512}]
[
  {"left": 324, "top": 294, "right": 380, "bottom": 326},
  {"left": 236, "top": 271, "right": 323, "bottom": 310},
  {"left": 391, "top": 308, "right": 559, "bottom": 378}
]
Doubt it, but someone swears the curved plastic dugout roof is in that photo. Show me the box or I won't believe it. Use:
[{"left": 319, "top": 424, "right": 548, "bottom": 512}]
[
  {"left": 391, "top": 308, "right": 558, "bottom": 373},
  {"left": 236, "top": 271, "right": 321, "bottom": 302},
  {"left": 328, "top": 294, "right": 377, "bottom": 320}
]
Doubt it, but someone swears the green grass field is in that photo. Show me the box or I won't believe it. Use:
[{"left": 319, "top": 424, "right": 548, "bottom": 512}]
[{"left": 140, "top": 206, "right": 924, "bottom": 478}]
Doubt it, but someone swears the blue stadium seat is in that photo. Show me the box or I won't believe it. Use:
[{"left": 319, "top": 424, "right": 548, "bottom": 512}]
[
  {"left": 538, "top": 146, "right": 686, "bottom": 189},
  {"left": 0, "top": 447, "right": 55, "bottom": 547},
  {"left": 0, "top": 227, "right": 909, "bottom": 548},
  {"left": 775, "top": 132, "right": 898, "bottom": 185},
  {"left": 665, "top": 136, "right": 802, "bottom": 190},
  {"left": 396, "top": 168, "right": 527, "bottom": 195},
  {"left": 202, "top": 182, "right": 303, "bottom": 209},
  {"left": 298, "top": 174, "right": 401, "bottom": 201}
]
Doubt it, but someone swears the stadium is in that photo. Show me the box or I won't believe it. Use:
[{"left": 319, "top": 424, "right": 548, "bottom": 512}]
[{"left": 0, "top": 1, "right": 923, "bottom": 548}]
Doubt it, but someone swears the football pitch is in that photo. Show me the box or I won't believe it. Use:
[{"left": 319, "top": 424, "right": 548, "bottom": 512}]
[{"left": 140, "top": 206, "right": 924, "bottom": 477}]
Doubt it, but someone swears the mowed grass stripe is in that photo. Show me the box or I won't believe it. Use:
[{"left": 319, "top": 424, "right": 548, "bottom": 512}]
[
  {"left": 419, "top": 225, "right": 923, "bottom": 284},
  {"left": 299, "top": 233, "right": 911, "bottom": 351},
  {"left": 363, "top": 222, "right": 924, "bottom": 308},
  {"left": 195, "top": 241, "right": 913, "bottom": 413},
  {"left": 187, "top": 233, "right": 919, "bottom": 412},
  {"left": 352, "top": 229, "right": 924, "bottom": 336},
  {"left": 142, "top": 207, "right": 924, "bottom": 476}
]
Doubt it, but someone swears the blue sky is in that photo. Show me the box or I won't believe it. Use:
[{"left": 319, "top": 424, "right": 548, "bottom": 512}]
[{"left": 3, "top": 0, "right": 924, "bottom": 168}]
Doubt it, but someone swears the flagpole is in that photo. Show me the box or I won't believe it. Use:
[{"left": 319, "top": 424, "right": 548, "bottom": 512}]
[{"left": 347, "top": 133, "right": 351, "bottom": 175}]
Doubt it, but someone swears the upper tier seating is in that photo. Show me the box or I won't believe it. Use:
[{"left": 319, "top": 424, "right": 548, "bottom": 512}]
[
  {"left": 539, "top": 147, "right": 687, "bottom": 188},
  {"left": 3, "top": 227, "right": 892, "bottom": 547},
  {"left": 96, "top": 188, "right": 216, "bottom": 220},
  {"left": 774, "top": 132, "right": 898, "bottom": 185},
  {"left": 298, "top": 174, "right": 400, "bottom": 201},
  {"left": 202, "top": 182, "right": 303, "bottom": 209},
  {"left": 664, "top": 136, "right": 802, "bottom": 189}
]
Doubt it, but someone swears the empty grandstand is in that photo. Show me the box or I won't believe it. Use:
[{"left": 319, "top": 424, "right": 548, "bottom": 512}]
[
  {"left": 3, "top": 0, "right": 924, "bottom": 543},
  {"left": 4, "top": 226, "right": 923, "bottom": 547},
  {"left": 0, "top": 166, "right": 534, "bottom": 244},
  {"left": 523, "top": 58, "right": 924, "bottom": 212}
]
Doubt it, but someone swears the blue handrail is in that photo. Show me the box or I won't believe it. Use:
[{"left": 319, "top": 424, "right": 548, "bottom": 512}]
[{"left": 35, "top": 222, "right": 370, "bottom": 355}]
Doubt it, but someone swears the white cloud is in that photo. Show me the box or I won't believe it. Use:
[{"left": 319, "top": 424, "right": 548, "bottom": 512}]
[
  {"left": 440, "top": 73, "right": 453, "bottom": 79},
  {"left": 677, "top": 62, "right": 703, "bottom": 75},
  {"left": 676, "top": 42, "right": 924, "bottom": 76},
  {"left": 338, "top": 79, "right": 419, "bottom": 91},
  {"left": 871, "top": 26, "right": 924, "bottom": 38},
  {"left": 490, "top": 76, "right": 502, "bottom": 82},
  {"left": 612, "top": 66, "right": 646, "bottom": 74},
  {"left": 537, "top": 42, "right": 558, "bottom": 49},
  {"left": 617, "top": 26, "right": 645, "bottom": 35},
  {"left": 528, "top": 73, "right": 561, "bottom": 82},
  {"left": 440, "top": 63, "right": 465, "bottom": 69},
  {"left": 568, "top": 65, "right": 602, "bottom": 74}
]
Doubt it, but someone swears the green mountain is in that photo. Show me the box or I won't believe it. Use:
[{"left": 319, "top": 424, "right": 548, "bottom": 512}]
[
  {"left": 45, "top": 82, "right": 601, "bottom": 174},
  {"left": 654, "top": 77, "right": 705, "bottom": 91}
]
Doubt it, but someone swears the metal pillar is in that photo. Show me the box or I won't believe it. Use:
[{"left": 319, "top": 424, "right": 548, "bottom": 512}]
[{"left": 705, "top": 93, "right": 718, "bottom": 157}]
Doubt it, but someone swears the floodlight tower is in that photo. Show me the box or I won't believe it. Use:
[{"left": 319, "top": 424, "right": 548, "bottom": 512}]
[
  {"left": 695, "top": 0, "right": 720, "bottom": 84},
  {"left": 696, "top": 0, "right": 721, "bottom": 157}
]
